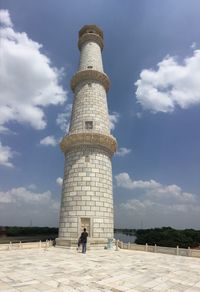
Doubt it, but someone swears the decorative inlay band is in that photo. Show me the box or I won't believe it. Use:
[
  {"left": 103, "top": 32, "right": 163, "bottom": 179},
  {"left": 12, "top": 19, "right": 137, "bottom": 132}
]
[
  {"left": 60, "top": 133, "right": 117, "bottom": 155},
  {"left": 71, "top": 70, "right": 110, "bottom": 92},
  {"left": 78, "top": 33, "right": 103, "bottom": 50}
]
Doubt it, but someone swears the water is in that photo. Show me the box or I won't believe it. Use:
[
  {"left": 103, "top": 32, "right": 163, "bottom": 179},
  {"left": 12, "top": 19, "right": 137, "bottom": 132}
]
[{"left": 114, "top": 232, "right": 136, "bottom": 243}]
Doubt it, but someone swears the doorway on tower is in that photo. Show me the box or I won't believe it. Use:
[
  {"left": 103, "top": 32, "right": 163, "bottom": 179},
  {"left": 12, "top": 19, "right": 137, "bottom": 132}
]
[{"left": 80, "top": 217, "right": 91, "bottom": 237}]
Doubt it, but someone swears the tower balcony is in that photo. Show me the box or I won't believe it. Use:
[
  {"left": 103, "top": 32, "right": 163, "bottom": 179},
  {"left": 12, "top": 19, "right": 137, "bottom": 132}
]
[
  {"left": 71, "top": 69, "right": 110, "bottom": 93},
  {"left": 60, "top": 132, "right": 117, "bottom": 156},
  {"left": 78, "top": 25, "right": 104, "bottom": 51}
]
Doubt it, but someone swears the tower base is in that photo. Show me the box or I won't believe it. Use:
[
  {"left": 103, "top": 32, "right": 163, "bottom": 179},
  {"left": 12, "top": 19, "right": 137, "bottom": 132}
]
[{"left": 56, "top": 237, "right": 110, "bottom": 249}]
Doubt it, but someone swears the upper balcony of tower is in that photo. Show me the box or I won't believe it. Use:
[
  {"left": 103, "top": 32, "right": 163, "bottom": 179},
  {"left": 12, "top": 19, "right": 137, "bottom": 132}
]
[
  {"left": 78, "top": 24, "right": 104, "bottom": 51},
  {"left": 71, "top": 24, "right": 110, "bottom": 93},
  {"left": 76, "top": 24, "right": 106, "bottom": 80}
]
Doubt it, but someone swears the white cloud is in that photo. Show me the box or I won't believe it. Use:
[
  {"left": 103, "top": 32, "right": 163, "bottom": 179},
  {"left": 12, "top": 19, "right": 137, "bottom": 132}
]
[
  {"left": 56, "top": 177, "right": 63, "bottom": 187},
  {"left": 0, "top": 9, "right": 13, "bottom": 27},
  {"left": 191, "top": 42, "right": 196, "bottom": 49},
  {"left": 0, "top": 186, "right": 59, "bottom": 226},
  {"left": 0, "top": 10, "right": 66, "bottom": 132},
  {"left": 0, "top": 125, "right": 12, "bottom": 134},
  {"left": 115, "top": 172, "right": 200, "bottom": 229},
  {"left": 0, "top": 142, "right": 14, "bottom": 167},
  {"left": 109, "top": 112, "right": 120, "bottom": 131},
  {"left": 56, "top": 104, "right": 72, "bottom": 133},
  {"left": 116, "top": 147, "right": 132, "bottom": 157},
  {"left": 115, "top": 172, "right": 160, "bottom": 189},
  {"left": 40, "top": 135, "right": 57, "bottom": 147},
  {"left": 27, "top": 184, "right": 37, "bottom": 190},
  {"left": 135, "top": 49, "right": 200, "bottom": 113}
]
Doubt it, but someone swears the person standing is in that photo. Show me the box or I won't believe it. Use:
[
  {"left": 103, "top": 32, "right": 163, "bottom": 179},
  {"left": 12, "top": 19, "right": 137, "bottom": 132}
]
[{"left": 80, "top": 228, "right": 88, "bottom": 254}]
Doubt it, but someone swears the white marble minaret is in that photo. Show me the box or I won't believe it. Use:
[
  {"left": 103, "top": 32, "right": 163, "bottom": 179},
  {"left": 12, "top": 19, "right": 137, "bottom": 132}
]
[{"left": 57, "top": 25, "right": 117, "bottom": 247}]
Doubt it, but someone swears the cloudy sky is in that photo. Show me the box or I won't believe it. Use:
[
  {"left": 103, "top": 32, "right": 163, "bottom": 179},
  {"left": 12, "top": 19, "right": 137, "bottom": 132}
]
[{"left": 0, "top": 0, "right": 200, "bottom": 229}]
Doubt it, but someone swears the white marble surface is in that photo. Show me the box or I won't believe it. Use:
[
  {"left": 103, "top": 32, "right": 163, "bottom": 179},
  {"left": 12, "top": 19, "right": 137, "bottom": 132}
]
[{"left": 0, "top": 247, "right": 200, "bottom": 291}]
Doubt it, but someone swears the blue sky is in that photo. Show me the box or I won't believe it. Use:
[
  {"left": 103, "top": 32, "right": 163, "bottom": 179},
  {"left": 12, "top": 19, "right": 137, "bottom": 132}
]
[{"left": 0, "top": 0, "right": 200, "bottom": 229}]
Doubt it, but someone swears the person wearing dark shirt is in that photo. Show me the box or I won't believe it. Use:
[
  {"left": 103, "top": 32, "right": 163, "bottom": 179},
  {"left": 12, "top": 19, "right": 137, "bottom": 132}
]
[{"left": 80, "top": 228, "right": 88, "bottom": 254}]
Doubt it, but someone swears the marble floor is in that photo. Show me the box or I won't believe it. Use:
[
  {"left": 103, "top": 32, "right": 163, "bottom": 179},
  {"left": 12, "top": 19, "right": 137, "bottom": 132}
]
[{"left": 0, "top": 247, "right": 200, "bottom": 291}]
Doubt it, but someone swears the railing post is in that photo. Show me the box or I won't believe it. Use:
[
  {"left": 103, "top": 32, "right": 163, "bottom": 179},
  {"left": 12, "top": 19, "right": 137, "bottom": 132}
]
[
  {"left": 19, "top": 241, "right": 22, "bottom": 249},
  {"left": 188, "top": 246, "right": 191, "bottom": 257},
  {"left": 154, "top": 244, "right": 157, "bottom": 253},
  {"left": 9, "top": 241, "right": 12, "bottom": 250},
  {"left": 145, "top": 243, "right": 148, "bottom": 252},
  {"left": 176, "top": 245, "right": 179, "bottom": 256},
  {"left": 115, "top": 239, "right": 119, "bottom": 251},
  {"left": 128, "top": 242, "right": 131, "bottom": 250}
]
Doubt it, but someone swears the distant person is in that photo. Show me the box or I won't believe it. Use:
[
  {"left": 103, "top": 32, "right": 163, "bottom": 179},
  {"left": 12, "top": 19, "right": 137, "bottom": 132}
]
[
  {"left": 52, "top": 239, "right": 56, "bottom": 247},
  {"left": 80, "top": 228, "right": 88, "bottom": 254}
]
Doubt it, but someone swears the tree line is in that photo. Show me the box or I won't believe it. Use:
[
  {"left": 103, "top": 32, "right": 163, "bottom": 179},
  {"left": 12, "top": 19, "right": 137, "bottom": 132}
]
[
  {"left": 115, "top": 227, "right": 200, "bottom": 248},
  {"left": 2, "top": 226, "right": 200, "bottom": 248},
  {"left": 1, "top": 226, "right": 58, "bottom": 236}
]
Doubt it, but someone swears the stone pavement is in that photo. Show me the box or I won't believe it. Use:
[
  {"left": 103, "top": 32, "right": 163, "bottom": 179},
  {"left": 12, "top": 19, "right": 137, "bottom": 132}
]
[{"left": 0, "top": 247, "right": 200, "bottom": 292}]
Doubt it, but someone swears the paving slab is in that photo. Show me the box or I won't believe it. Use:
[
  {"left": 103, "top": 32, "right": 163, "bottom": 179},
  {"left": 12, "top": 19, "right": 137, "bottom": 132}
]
[{"left": 0, "top": 247, "right": 200, "bottom": 291}]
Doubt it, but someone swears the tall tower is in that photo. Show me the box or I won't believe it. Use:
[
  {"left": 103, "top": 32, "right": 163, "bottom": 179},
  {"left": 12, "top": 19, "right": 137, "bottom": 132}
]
[{"left": 57, "top": 25, "right": 117, "bottom": 247}]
